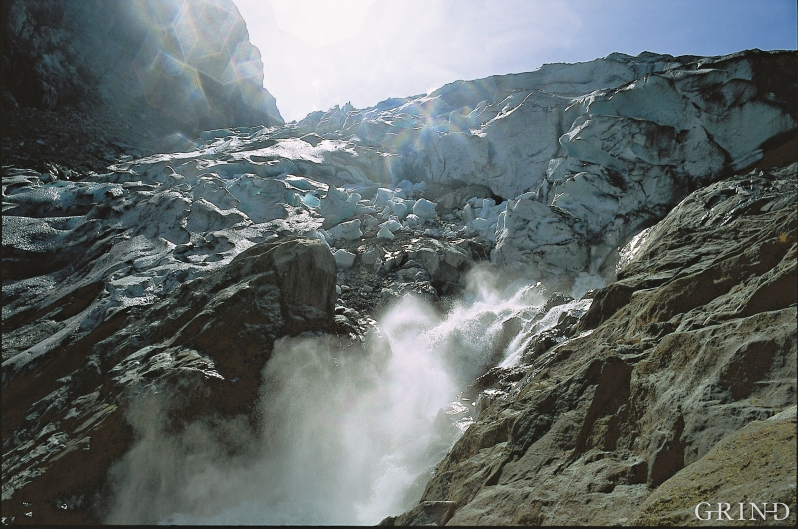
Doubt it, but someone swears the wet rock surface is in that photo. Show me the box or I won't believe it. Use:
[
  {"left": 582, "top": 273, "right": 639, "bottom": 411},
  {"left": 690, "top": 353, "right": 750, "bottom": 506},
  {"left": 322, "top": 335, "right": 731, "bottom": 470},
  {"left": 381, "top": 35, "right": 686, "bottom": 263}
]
[
  {"left": 2, "top": 236, "right": 337, "bottom": 523},
  {"left": 2, "top": 43, "right": 796, "bottom": 525}
]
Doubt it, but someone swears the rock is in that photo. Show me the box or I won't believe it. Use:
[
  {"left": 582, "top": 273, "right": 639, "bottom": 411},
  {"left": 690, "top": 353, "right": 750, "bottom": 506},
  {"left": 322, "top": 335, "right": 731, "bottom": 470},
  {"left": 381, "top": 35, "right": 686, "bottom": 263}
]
[
  {"left": 392, "top": 238, "right": 475, "bottom": 295},
  {"left": 1, "top": 236, "right": 335, "bottom": 523},
  {"left": 379, "top": 501, "right": 456, "bottom": 526},
  {"left": 630, "top": 409, "right": 796, "bottom": 526},
  {"left": 360, "top": 247, "right": 384, "bottom": 269},
  {"left": 387, "top": 164, "right": 797, "bottom": 525},
  {"left": 2, "top": 0, "right": 283, "bottom": 132}
]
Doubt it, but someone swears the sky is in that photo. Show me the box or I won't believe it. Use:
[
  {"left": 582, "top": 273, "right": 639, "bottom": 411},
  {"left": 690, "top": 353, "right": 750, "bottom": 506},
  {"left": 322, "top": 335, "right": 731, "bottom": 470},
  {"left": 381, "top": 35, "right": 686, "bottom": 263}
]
[{"left": 232, "top": 0, "right": 797, "bottom": 123}]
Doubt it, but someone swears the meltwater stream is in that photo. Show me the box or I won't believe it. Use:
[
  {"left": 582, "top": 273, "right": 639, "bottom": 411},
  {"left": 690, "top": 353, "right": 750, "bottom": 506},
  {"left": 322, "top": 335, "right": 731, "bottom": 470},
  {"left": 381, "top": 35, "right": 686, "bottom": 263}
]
[{"left": 105, "top": 270, "right": 596, "bottom": 525}]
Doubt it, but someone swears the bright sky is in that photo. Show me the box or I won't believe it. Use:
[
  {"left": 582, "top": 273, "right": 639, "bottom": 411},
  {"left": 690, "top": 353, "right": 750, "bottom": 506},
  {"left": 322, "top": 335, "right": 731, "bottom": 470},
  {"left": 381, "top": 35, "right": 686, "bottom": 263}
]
[{"left": 233, "top": 0, "right": 797, "bottom": 123}]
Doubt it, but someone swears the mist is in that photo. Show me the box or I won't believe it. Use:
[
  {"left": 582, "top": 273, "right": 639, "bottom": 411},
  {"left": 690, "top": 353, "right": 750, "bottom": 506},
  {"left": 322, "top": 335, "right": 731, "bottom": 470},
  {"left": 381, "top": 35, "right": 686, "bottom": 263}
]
[{"left": 105, "top": 267, "right": 576, "bottom": 524}]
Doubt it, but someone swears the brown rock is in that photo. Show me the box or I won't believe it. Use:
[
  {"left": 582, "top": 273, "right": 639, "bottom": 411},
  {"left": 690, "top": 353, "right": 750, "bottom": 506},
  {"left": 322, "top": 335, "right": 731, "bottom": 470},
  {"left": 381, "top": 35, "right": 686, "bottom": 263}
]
[
  {"left": 631, "top": 408, "right": 796, "bottom": 526},
  {"left": 386, "top": 164, "right": 797, "bottom": 525}
]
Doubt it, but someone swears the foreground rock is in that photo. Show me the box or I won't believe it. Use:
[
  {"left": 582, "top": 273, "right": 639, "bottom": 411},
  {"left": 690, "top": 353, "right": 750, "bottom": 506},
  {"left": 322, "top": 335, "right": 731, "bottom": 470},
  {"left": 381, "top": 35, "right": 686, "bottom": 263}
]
[
  {"left": 631, "top": 406, "right": 796, "bottom": 525},
  {"left": 382, "top": 163, "right": 797, "bottom": 526}
]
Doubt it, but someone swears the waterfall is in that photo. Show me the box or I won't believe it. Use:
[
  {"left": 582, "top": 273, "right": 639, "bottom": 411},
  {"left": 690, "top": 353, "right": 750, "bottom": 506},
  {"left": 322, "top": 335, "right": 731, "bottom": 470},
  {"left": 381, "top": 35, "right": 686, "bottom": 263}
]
[{"left": 106, "top": 270, "right": 588, "bottom": 525}]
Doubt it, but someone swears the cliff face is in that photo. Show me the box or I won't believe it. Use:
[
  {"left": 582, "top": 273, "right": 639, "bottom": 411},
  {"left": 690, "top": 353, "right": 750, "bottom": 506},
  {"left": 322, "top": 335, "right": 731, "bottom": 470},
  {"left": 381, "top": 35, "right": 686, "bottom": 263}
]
[
  {"left": 2, "top": 0, "right": 283, "bottom": 170},
  {"left": 2, "top": 47, "right": 796, "bottom": 525},
  {"left": 381, "top": 163, "right": 797, "bottom": 526}
]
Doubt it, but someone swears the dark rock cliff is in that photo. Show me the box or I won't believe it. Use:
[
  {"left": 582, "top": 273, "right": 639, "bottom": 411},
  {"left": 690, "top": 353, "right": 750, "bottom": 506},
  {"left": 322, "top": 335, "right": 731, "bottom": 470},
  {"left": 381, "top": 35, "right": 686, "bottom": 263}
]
[
  {"left": 2, "top": 236, "right": 336, "bottom": 523},
  {"left": 2, "top": 0, "right": 283, "bottom": 170}
]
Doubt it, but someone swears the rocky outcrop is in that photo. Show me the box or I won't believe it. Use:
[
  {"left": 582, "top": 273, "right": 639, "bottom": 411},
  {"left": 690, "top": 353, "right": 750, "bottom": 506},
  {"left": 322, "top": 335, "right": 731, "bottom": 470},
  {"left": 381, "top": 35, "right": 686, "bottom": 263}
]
[
  {"left": 631, "top": 406, "right": 796, "bottom": 526},
  {"left": 1, "top": 235, "right": 335, "bottom": 523},
  {"left": 383, "top": 164, "right": 796, "bottom": 526},
  {"left": 2, "top": 0, "right": 282, "bottom": 129}
]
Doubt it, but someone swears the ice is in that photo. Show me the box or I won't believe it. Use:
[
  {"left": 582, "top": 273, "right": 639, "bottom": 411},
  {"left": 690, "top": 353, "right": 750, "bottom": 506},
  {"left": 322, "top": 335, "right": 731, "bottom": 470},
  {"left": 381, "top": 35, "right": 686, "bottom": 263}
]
[
  {"left": 412, "top": 199, "right": 437, "bottom": 222},
  {"left": 284, "top": 175, "right": 324, "bottom": 191},
  {"left": 307, "top": 229, "right": 332, "bottom": 249},
  {"left": 328, "top": 219, "right": 362, "bottom": 241},
  {"left": 222, "top": 175, "right": 294, "bottom": 224},
  {"left": 185, "top": 199, "right": 247, "bottom": 233},
  {"left": 376, "top": 226, "right": 395, "bottom": 239},
  {"left": 374, "top": 188, "right": 394, "bottom": 206},
  {"left": 395, "top": 179, "right": 414, "bottom": 193},
  {"left": 319, "top": 187, "right": 359, "bottom": 227},
  {"left": 301, "top": 193, "right": 321, "bottom": 208},
  {"left": 463, "top": 203, "right": 475, "bottom": 223},
  {"left": 379, "top": 219, "right": 402, "bottom": 233},
  {"left": 333, "top": 249, "right": 356, "bottom": 269},
  {"left": 389, "top": 198, "right": 409, "bottom": 219}
]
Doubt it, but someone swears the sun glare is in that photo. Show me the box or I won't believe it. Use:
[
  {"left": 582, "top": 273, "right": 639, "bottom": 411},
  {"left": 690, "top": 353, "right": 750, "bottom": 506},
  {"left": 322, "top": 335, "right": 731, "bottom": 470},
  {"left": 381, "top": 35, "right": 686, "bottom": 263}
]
[{"left": 270, "top": 0, "right": 376, "bottom": 47}]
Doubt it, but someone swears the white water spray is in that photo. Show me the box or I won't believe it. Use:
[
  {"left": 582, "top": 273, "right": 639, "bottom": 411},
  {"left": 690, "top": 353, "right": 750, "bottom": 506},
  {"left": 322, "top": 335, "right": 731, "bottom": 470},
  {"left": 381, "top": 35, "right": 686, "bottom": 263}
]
[{"left": 106, "top": 268, "right": 587, "bottom": 524}]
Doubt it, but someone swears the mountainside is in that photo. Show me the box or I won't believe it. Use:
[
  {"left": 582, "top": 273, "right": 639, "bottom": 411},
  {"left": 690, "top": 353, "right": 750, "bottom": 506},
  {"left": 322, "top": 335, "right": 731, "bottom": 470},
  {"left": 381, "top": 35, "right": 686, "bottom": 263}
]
[
  {"left": 2, "top": 0, "right": 283, "bottom": 171},
  {"left": 2, "top": 44, "right": 796, "bottom": 525}
]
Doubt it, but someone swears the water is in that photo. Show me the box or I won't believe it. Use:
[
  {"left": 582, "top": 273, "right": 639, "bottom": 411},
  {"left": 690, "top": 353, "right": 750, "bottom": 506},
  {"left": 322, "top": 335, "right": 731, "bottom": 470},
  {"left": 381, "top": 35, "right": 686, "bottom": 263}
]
[
  {"left": 106, "top": 270, "right": 582, "bottom": 525},
  {"left": 499, "top": 298, "right": 593, "bottom": 368}
]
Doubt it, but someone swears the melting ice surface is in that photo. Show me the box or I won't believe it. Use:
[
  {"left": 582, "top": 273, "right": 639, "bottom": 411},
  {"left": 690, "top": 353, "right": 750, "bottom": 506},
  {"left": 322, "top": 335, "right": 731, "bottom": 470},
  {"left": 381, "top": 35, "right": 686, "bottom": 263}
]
[{"left": 138, "top": 274, "right": 591, "bottom": 525}]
